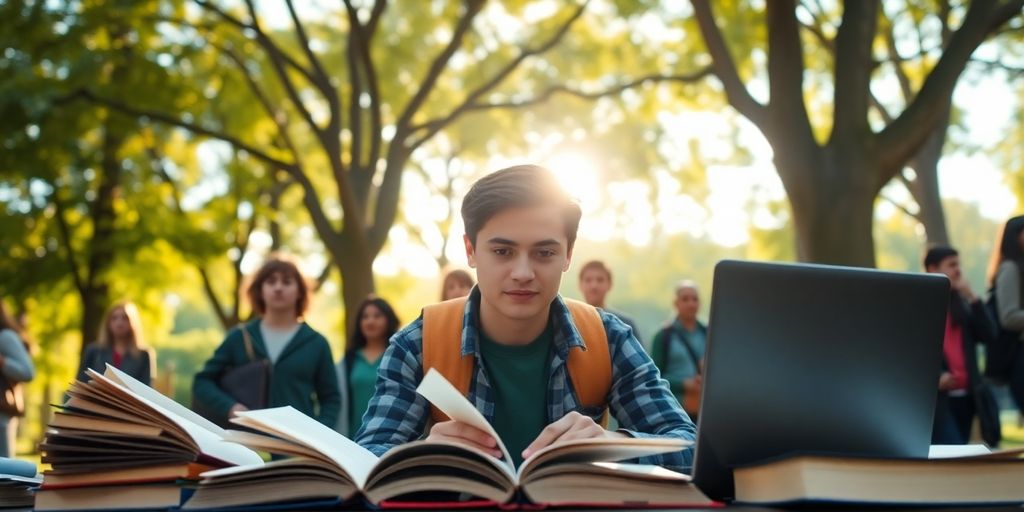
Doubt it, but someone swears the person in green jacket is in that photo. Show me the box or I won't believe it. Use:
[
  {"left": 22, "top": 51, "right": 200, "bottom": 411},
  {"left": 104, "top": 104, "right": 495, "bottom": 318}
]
[{"left": 193, "top": 256, "right": 340, "bottom": 427}]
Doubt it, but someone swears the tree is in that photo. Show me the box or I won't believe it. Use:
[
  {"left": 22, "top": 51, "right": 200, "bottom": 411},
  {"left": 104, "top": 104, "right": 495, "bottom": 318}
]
[
  {"left": 66, "top": 0, "right": 710, "bottom": 332},
  {"left": 691, "top": 0, "right": 1023, "bottom": 266}
]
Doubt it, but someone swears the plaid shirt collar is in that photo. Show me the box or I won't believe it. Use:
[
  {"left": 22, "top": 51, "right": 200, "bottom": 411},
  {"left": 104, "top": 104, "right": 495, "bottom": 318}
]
[{"left": 458, "top": 287, "right": 587, "bottom": 360}]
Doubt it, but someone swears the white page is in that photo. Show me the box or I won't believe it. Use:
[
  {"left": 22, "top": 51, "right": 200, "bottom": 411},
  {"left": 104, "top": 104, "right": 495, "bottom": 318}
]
[
  {"left": 233, "top": 406, "right": 380, "bottom": 488},
  {"left": 416, "top": 369, "right": 515, "bottom": 476},
  {"left": 88, "top": 367, "right": 263, "bottom": 467},
  {"left": 928, "top": 444, "right": 991, "bottom": 459},
  {"left": 104, "top": 365, "right": 226, "bottom": 435}
]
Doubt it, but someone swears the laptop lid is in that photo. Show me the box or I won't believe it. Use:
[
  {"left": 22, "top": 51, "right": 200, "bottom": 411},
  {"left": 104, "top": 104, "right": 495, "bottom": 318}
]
[{"left": 691, "top": 260, "right": 950, "bottom": 501}]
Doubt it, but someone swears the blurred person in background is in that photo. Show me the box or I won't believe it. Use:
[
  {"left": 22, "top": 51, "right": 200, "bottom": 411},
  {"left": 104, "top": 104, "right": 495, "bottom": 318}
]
[
  {"left": 577, "top": 260, "right": 642, "bottom": 345},
  {"left": 0, "top": 299, "right": 34, "bottom": 458},
  {"left": 925, "top": 246, "right": 995, "bottom": 444},
  {"left": 987, "top": 215, "right": 1024, "bottom": 415},
  {"left": 76, "top": 301, "right": 153, "bottom": 385},
  {"left": 335, "top": 296, "right": 401, "bottom": 437},
  {"left": 651, "top": 280, "right": 707, "bottom": 419},
  {"left": 441, "top": 268, "right": 475, "bottom": 301},
  {"left": 193, "top": 256, "right": 340, "bottom": 426}
]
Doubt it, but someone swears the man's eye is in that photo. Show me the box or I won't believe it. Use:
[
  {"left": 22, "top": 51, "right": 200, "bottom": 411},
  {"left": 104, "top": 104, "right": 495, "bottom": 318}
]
[
  {"left": 537, "top": 250, "right": 556, "bottom": 258},
  {"left": 493, "top": 248, "right": 511, "bottom": 256}
]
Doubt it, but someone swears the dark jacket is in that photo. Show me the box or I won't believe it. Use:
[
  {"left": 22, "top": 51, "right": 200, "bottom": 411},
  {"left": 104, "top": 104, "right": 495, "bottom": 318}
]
[
  {"left": 77, "top": 344, "right": 152, "bottom": 386},
  {"left": 193, "top": 320, "right": 341, "bottom": 427},
  {"left": 945, "top": 296, "right": 998, "bottom": 390}
]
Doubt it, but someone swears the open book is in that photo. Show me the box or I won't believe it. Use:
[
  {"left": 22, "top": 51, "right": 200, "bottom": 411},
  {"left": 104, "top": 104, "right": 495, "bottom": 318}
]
[
  {"left": 36, "top": 365, "right": 262, "bottom": 510},
  {"left": 733, "top": 445, "right": 1024, "bottom": 505},
  {"left": 184, "top": 369, "right": 711, "bottom": 509}
]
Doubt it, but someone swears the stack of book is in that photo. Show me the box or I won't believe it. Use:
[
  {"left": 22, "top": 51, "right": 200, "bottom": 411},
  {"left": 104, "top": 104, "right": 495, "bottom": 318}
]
[
  {"left": 0, "top": 457, "right": 41, "bottom": 509},
  {"left": 182, "top": 369, "right": 713, "bottom": 509},
  {"left": 35, "top": 365, "right": 262, "bottom": 511}
]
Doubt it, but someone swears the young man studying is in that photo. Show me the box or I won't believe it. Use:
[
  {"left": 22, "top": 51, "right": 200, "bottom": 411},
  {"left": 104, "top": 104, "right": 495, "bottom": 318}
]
[{"left": 354, "top": 164, "right": 695, "bottom": 470}]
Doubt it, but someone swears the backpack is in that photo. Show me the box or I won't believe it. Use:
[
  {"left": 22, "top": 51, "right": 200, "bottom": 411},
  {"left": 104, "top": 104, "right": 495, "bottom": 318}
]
[
  {"left": 984, "top": 289, "right": 1021, "bottom": 384},
  {"left": 421, "top": 296, "right": 611, "bottom": 425}
]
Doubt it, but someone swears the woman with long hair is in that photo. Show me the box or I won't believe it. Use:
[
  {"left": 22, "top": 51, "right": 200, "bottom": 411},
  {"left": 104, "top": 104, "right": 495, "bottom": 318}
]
[
  {"left": 193, "top": 256, "right": 340, "bottom": 427},
  {"left": 335, "top": 296, "right": 400, "bottom": 437},
  {"left": 0, "top": 299, "right": 34, "bottom": 457},
  {"left": 76, "top": 301, "right": 152, "bottom": 385},
  {"left": 987, "top": 215, "right": 1024, "bottom": 413},
  {"left": 440, "top": 269, "right": 475, "bottom": 301}
]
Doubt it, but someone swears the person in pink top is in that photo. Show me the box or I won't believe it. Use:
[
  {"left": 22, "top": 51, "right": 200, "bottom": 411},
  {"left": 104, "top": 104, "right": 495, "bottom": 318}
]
[{"left": 924, "top": 246, "right": 997, "bottom": 444}]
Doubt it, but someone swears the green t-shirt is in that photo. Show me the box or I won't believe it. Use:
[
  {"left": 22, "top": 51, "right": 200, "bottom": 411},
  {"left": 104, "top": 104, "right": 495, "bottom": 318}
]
[
  {"left": 348, "top": 351, "right": 383, "bottom": 435},
  {"left": 479, "top": 323, "right": 553, "bottom": 467}
]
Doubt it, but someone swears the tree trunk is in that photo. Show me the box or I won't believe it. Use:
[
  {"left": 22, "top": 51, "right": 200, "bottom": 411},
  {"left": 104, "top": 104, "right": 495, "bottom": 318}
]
[
  {"left": 78, "top": 124, "right": 123, "bottom": 353},
  {"left": 331, "top": 232, "right": 377, "bottom": 342},
  {"left": 906, "top": 105, "right": 953, "bottom": 246},
  {"left": 775, "top": 143, "right": 879, "bottom": 268}
]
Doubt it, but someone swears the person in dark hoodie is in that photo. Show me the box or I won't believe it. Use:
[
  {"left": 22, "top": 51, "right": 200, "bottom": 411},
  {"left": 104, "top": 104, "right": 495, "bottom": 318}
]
[{"left": 193, "top": 256, "right": 340, "bottom": 427}]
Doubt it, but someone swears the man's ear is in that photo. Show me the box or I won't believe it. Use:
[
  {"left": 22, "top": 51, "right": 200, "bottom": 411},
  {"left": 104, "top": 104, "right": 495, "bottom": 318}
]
[
  {"left": 562, "top": 243, "right": 574, "bottom": 272},
  {"left": 464, "top": 234, "right": 477, "bottom": 268}
]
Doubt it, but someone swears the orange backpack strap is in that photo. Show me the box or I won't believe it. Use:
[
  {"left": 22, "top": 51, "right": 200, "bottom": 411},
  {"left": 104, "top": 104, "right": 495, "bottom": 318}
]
[
  {"left": 421, "top": 297, "right": 473, "bottom": 423},
  {"left": 563, "top": 299, "right": 612, "bottom": 412},
  {"left": 422, "top": 296, "right": 613, "bottom": 427}
]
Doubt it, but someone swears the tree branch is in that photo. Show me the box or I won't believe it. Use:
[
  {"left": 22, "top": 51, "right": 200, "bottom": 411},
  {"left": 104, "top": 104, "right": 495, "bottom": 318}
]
[
  {"left": 692, "top": 0, "right": 769, "bottom": 129},
  {"left": 69, "top": 89, "right": 295, "bottom": 171},
  {"left": 212, "top": 41, "right": 302, "bottom": 160},
  {"left": 315, "top": 261, "right": 333, "bottom": 291},
  {"left": 407, "top": 0, "right": 594, "bottom": 146},
  {"left": 767, "top": 0, "right": 816, "bottom": 142},
  {"left": 878, "top": 0, "right": 1023, "bottom": 175},
  {"left": 50, "top": 188, "right": 86, "bottom": 298},
  {"left": 191, "top": 0, "right": 319, "bottom": 87},
  {"left": 147, "top": 145, "right": 233, "bottom": 328},
  {"left": 881, "top": 193, "right": 921, "bottom": 221},
  {"left": 830, "top": 0, "right": 878, "bottom": 146},
  {"left": 880, "top": 8, "right": 913, "bottom": 102},
  {"left": 345, "top": 0, "right": 385, "bottom": 201},
  {"left": 971, "top": 57, "right": 1024, "bottom": 77},
  {"left": 392, "top": 0, "right": 485, "bottom": 141},
  {"left": 410, "top": 70, "right": 713, "bottom": 148},
  {"left": 239, "top": 0, "right": 324, "bottom": 136},
  {"left": 283, "top": 0, "right": 332, "bottom": 88}
]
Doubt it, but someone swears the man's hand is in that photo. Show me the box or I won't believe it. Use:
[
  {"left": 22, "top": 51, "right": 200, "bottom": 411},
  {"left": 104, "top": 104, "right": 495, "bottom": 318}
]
[
  {"left": 521, "top": 411, "right": 625, "bottom": 460},
  {"left": 229, "top": 403, "right": 249, "bottom": 418},
  {"left": 938, "top": 372, "right": 956, "bottom": 391},
  {"left": 683, "top": 375, "right": 702, "bottom": 392},
  {"left": 426, "top": 420, "right": 503, "bottom": 459},
  {"left": 953, "top": 277, "right": 977, "bottom": 303}
]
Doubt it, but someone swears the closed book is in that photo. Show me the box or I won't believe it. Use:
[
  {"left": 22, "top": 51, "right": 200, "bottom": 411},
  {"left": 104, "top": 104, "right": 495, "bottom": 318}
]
[{"left": 733, "top": 446, "right": 1024, "bottom": 506}]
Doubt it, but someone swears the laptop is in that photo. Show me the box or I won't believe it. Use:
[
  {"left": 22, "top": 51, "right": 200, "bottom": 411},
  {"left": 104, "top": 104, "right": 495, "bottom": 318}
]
[{"left": 691, "top": 260, "right": 950, "bottom": 502}]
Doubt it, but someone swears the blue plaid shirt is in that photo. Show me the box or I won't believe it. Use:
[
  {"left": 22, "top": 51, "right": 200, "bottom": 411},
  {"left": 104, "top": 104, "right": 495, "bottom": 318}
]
[{"left": 354, "top": 290, "right": 697, "bottom": 471}]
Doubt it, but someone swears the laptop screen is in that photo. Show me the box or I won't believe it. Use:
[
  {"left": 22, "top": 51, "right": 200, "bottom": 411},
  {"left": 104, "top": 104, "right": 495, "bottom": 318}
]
[{"left": 691, "top": 260, "right": 950, "bottom": 501}]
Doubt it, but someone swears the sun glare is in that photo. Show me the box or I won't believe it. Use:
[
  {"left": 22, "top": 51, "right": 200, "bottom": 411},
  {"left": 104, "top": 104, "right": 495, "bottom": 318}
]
[{"left": 541, "top": 152, "right": 603, "bottom": 213}]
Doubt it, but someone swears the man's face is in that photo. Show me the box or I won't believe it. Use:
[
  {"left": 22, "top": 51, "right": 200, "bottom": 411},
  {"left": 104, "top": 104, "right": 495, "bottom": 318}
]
[
  {"left": 579, "top": 268, "right": 611, "bottom": 307},
  {"left": 674, "top": 287, "right": 700, "bottom": 321},
  {"left": 464, "top": 204, "right": 572, "bottom": 329},
  {"left": 262, "top": 271, "right": 300, "bottom": 314},
  {"left": 928, "top": 255, "right": 962, "bottom": 283}
]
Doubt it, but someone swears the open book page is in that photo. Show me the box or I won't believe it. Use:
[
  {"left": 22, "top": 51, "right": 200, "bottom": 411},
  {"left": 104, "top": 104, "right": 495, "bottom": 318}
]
[
  {"left": 415, "top": 369, "right": 515, "bottom": 475},
  {"left": 518, "top": 436, "right": 689, "bottom": 479},
  {"left": 86, "top": 367, "right": 262, "bottom": 467},
  {"left": 928, "top": 444, "right": 991, "bottom": 458},
  {"left": 231, "top": 406, "right": 379, "bottom": 487},
  {"left": 104, "top": 365, "right": 226, "bottom": 436}
]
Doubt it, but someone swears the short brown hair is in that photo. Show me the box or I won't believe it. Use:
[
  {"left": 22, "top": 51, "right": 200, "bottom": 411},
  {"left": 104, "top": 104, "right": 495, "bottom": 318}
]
[
  {"left": 579, "top": 260, "right": 612, "bottom": 283},
  {"left": 246, "top": 256, "right": 310, "bottom": 317},
  {"left": 461, "top": 164, "right": 582, "bottom": 248}
]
